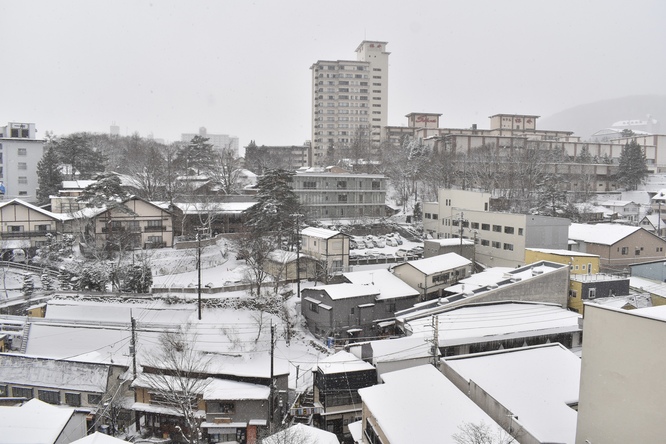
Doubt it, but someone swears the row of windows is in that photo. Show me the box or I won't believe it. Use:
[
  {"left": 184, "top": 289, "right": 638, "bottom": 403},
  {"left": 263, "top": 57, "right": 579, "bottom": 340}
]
[
  {"left": 479, "top": 240, "right": 514, "bottom": 250},
  {"left": 6, "top": 224, "right": 51, "bottom": 232},
  {"left": 1, "top": 385, "right": 101, "bottom": 406}
]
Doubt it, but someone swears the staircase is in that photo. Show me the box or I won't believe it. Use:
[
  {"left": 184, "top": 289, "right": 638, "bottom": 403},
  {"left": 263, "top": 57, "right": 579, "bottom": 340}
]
[{"left": 19, "top": 322, "right": 31, "bottom": 353}]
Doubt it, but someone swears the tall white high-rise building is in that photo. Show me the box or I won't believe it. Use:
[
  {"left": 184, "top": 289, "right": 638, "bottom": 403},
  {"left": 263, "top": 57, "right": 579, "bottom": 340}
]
[
  {"left": 181, "top": 127, "right": 239, "bottom": 157},
  {"left": 310, "top": 41, "right": 389, "bottom": 167}
]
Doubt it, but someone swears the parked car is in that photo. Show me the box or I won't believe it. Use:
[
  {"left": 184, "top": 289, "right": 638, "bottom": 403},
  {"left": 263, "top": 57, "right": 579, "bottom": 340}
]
[
  {"left": 373, "top": 238, "right": 386, "bottom": 248},
  {"left": 386, "top": 238, "right": 398, "bottom": 247},
  {"left": 396, "top": 248, "right": 409, "bottom": 258}
]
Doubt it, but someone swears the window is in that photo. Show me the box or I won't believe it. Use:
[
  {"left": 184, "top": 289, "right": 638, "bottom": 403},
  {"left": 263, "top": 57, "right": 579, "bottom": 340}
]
[
  {"left": 337, "top": 181, "right": 347, "bottom": 189},
  {"left": 588, "top": 288, "right": 596, "bottom": 299},
  {"left": 338, "top": 194, "right": 347, "bottom": 202},
  {"left": 303, "top": 181, "right": 317, "bottom": 189},
  {"left": 492, "top": 241, "right": 501, "bottom": 249},
  {"left": 372, "top": 180, "right": 380, "bottom": 190},
  {"left": 18, "top": 191, "right": 27, "bottom": 196},
  {"left": 147, "top": 235, "right": 163, "bottom": 245},
  {"left": 571, "top": 290, "right": 578, "bottom": 298},
  {"left": 18, "top": 148, "right": 27, "bottom": 156},
  {"left": 503, "top": 243, "right": 514, "bottom": 251},
  {"left": 481, "top": 240, "right": 490, "bottom": 246},
  {"left": 218, "top": 402, "right": 235, "bottom": 413},
  {"left": 481, "top": 223, "right": 490, "bottom": 231},
  {"left": 492, "top": 225, "right": 502, "bottom": 232},
  {"left": 127, "top": 221, "right": 140, "bottom": 232},
  {"left": 88, "top": 394, "right": 102, "bottom": 405},
  {"left": 620, "top": 247, "right": 628, "bottom": 255},
  {"left": 65, "top": 392, "right": 81, "bottom": 407},
  {"left": 146, "top": 220, "right": 163, "bottom": 231},
  {"left": 18, "top": 162, "right": 26, "bottom": 170},
  {"left": 471, "top": 222, "right": 479, "bottom": 229},
  {"left": 518, "top": 228, "right": 524, "bottom": 236},
  {"left": 38, "top": 389, "right": 60, "bottom": 405},
  {"left": 351, "top": 307, "right": 355, "bottom": 315},
  {"left": 36, "top": 224, "right": 50, "bottom": 232},
  {"left": 8, "top": 225, "right": 23, "bottom": 232},
  {"left": 504, "top": 226, "right": 514, "bottom": 234},
  {"left": 18, "top": 176, "right": 27, "bottom": 184},
  {"left": 0, "top": 384, "right": 7, "bottom": 397},
  {"left": 635, "top": 248, "right": 641, "bottom": 256},
  {"left": 309, "top": 302, "right": 319, "bottom": 313},
  {"left": 12, "top": 387, "right": 33, "bottom": 399},
  {"left": 432, "top": 213, "right": 438, "bottom": 220},
  {"left": 432, "top": 272, "right": 450, "bottom": 284}
]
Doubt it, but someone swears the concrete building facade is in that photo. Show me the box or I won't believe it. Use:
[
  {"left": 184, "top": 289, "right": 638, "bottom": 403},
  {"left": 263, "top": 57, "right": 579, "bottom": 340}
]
[
  {"left": 181, "top": 127, "right": 239, "bottom": 157},
  {"left": 310, "top": 41, "right": 389, "bottom": 166},
  {"left": 576, "top": 305, "right": 666, "bottom": 443},
  {"left": 0, "top": 122, "right": 44, "bottom": 203},
  {"left": 292, "top": 170, "right": 386, "bottom": 220},
  {"left": 424, "top": 189, "right": 570, "bottom": 267}
]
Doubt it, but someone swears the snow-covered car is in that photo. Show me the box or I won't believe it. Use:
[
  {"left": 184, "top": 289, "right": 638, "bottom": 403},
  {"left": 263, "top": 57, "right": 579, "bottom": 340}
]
[
  {"left": 386, "top": 238, "right": 398, "bottom": 247},
  {"left": 396, "top": 248, "right": 409, "bottom": 258}
]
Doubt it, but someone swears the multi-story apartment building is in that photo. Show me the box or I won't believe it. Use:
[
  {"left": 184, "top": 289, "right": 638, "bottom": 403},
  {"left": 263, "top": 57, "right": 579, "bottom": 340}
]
[
  {"left": 291, "top": 168, "right": 386, "bottom": 220},
  {"left": 0, "top": 122, "right": 44, "bottom": 202},
  {"left": 424, "top": 189, "right": 570, "bottom": 267},
  {"left": 310, "top": 41, "right": 389, "bottom": 167},
  {"left": 181, "top": 127, "right": 239, "bottom": 157}
]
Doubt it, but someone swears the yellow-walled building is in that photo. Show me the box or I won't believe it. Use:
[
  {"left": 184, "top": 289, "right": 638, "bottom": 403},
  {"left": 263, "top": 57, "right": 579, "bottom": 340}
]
[{"left": 526, "top": 248, "right": 600, "bottom": 275}]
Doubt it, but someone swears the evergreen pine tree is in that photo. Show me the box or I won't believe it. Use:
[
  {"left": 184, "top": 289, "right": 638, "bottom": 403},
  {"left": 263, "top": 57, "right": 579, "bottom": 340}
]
[
  {"left": 36, "top": 146, "right": 64, "bottom": 205},
  {"left": 617, "top": 140, "right": 648, "bottom": 190}
]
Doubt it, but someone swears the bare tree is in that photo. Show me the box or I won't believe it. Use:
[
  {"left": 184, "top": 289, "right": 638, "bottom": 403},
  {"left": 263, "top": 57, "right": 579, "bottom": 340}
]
[
  {"left": 208, "top": 146, "right": 242, "bottom": 195},
  {"left": 452, "top": 421, "right": 515, "bottom": 444},
  {"left": 141, "top": 326, "right": 211, "bottom": 444}
]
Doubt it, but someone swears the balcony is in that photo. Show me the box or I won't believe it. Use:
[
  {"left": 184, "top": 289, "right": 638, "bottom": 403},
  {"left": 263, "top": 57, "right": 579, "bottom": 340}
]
[
  {"left": 2, "top": 230, "right": 57, "bottom": 239},
  {"left": 144, "top": 225, "right": 166, "bottom": 232}
]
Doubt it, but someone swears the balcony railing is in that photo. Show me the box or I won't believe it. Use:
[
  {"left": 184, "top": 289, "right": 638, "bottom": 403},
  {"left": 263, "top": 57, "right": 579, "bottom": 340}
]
[
  {"left": 144, "top": 225, "right": 166, "bottom": 232},
  {"left": 2, "top": 230, "right": 57, "bottom": 239}
]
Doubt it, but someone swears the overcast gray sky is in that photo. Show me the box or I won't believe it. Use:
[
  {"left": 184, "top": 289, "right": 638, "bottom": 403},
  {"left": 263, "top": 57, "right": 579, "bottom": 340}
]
[{"left": 2, "top": 0, "right": 665, "bottom": 148}]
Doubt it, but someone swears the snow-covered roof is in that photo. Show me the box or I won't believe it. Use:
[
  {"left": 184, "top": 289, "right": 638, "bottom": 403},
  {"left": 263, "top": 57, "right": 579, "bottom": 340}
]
[
  {"left": 314, "top": 351, "right": 375, "bottom": 374},
  {"left": 574, "top": 202, "right": 613, "bottom": 215},
  {"left": 174, "top": 201, "right": 256, "bottom": 215},
  {"left": 204, "top": 377, "right": 270, "bottom": 401},
  {"left": 444, "top": 343, "right": 580, "bottom": 444},
  {"left": 71, "top": 432, "right": 132, "bottom": 444},
  {"left": 342, "top": 269, "right": 419, "bottom": 300},
  {"left": 301, "top": 226, "right": 344, "bottom": 239},
  {"left": 304, "top": 283, "right": 379, "bottom": 300},
  {"left": 596, "top": 200, "right": 637, "bottom": 207},
  {"left": 427, "top": 238, "right": 474, "bottom": 247},
  {"left": 263, "top": 424, "right": 340, "bottom": 444},
  {"left": 26, "top": 301, "right": 290, "bottom": 378},
  {"left": 0, "top": 198, "right": 69, "bottom": 221},
  {"left": 526, "top": 248, "right": 599, "bottom": 258},
  {"left": 406, "top": 302, "right": 581, "bottom": 346},
  {"left": 0, "top": 354, "right": 110, "bottom": 393},
  {"left": 633, "top": 305, "right": 666, "bottom": 321},
  {"left": 349, "top": 335, "right": 432, "bottom": 363},
  {"left": 358, "top": 365, "right": 500, "bottom": 443},
  {"left": 630, "top": 276, "right": 666, "bottom": 298},
  {"left": 0, "top": 399, "right": 76, "bottom": 444},
  {"left": 394, "top": 252, "right": 471, "bottom": 275},
  {"left": 61, "top": 180, "right": 96, "bottom": 190},
  {"left": 569, "top": 223, "right": 642, "bottom": 245}
]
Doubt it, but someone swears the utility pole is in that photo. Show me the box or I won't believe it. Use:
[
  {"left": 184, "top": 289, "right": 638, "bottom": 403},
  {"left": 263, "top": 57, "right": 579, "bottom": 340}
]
[
  {"left": 130, "top": 313, "right": 137, "bottom": 380},
  {"left": 197, "top": 229, "right": 202, "bottom": 320},
  {"left": 269, "top": 322, "right": 275, "bottom": 433},
  {"left": 430, "top": 315, "right": 439, "bottom": 368}
]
